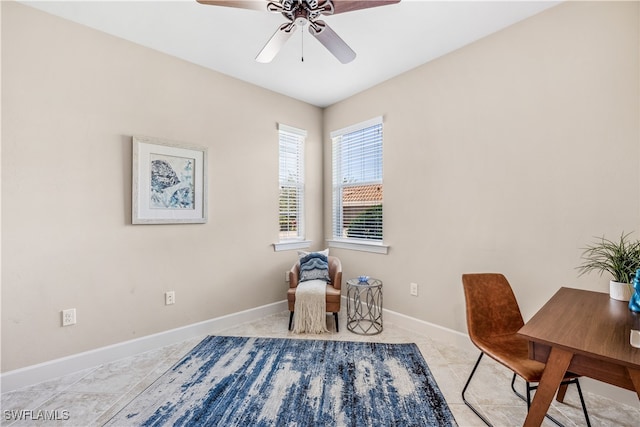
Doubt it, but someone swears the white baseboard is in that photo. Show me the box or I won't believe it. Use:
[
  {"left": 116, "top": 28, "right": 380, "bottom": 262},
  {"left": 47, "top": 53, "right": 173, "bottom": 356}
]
[
  {"left": 382, "top": 307, "right": 477, "bottom": 353},
  {"left": 4, "top": 300, "right": 639, "bottom": 408},
  {"left": 1, "top": 300, "right": 287, "bottom": 392}
]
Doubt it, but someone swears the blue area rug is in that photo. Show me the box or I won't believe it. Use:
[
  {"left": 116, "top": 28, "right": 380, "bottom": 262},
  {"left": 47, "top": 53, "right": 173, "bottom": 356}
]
[{"left": 105, "top": 336, "right": 457, "bottom": 426}]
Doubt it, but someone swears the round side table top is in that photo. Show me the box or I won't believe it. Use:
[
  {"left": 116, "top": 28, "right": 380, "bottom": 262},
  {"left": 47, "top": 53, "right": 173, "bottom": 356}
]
[{"left": 347, "top": 277, "right": 382, "bottom": 287}]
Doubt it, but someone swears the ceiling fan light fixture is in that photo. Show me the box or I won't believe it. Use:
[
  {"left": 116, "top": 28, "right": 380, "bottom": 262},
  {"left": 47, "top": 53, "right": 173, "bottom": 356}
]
[
  {"left": 198, "top": 0, "right": 401, "bottom": 63},
  {"left": 293, "top": 8, "right": 309, "bottom": 27}
]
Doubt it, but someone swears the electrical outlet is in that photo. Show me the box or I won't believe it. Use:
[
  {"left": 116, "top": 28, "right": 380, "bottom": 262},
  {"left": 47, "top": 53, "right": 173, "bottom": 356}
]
[
  {"left": 285, "top": 271, "right": 290, "bottom": 283},
  {"left": 410, "top": 283, "right": 419, "bottom": 297},
  {"left": 62, "top": 308, "right": 76, "bottom": 326},
  {"left": 165, "top": 291, "right": 175, "bottom": 305}
]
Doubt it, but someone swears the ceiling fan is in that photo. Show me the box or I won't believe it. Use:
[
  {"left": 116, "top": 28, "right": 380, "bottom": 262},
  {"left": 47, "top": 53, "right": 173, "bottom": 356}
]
[{"left": 197, "top": 0, "right": 400, "bottom": 64}]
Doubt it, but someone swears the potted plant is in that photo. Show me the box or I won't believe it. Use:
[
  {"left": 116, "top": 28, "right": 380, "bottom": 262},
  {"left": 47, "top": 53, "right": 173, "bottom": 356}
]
[{"left": 577, "top": 232, "right": 640, "bottom": 301}]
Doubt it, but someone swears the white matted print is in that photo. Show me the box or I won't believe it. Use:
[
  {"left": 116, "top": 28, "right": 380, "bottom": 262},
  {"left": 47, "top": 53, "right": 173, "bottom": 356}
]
[{"left": 132, "top": 136, "right": 207, "bottom": 224}]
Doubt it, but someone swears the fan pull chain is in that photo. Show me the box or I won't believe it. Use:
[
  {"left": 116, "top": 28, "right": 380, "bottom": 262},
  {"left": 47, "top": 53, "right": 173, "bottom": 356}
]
[{"left": 301, "top": 25, "right": 304, "bottom": 62}]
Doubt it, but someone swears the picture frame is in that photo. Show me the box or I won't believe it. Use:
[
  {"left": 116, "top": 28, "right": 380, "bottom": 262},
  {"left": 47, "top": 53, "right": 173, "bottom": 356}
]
[{"left": 132, "top": 135, "right": 207, "bottom": 224}]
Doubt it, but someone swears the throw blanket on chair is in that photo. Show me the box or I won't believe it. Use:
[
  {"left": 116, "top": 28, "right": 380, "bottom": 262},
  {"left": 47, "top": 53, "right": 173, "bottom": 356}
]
[{"left": 293, "top": 279, "right": 328, "bottom": 334}]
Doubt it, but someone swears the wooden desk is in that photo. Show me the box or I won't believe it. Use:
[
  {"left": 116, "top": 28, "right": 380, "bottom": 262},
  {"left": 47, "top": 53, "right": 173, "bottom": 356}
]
[{"left": 518, "top": 287, "right": 640, "bottom": 427}]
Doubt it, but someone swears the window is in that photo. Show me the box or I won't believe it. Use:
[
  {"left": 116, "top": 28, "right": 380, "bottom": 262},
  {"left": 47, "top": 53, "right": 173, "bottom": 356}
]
[
  {"left": 278, "top": 124, "right": 306, "bottom": 244},
  {"left": 330, "top": 117, "right": 386, "bottom": 253}
]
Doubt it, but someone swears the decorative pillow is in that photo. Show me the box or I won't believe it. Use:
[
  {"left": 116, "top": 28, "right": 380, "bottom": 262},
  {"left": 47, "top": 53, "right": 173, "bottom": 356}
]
[{"left": 298, "top": 249, "right": 331, "bottom": 283}]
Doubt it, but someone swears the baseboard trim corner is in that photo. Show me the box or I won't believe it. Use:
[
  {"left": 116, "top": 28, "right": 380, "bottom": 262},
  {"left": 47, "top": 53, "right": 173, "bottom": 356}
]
[{"left": 382, "top": 307, "right": 477, "bottom": 353}]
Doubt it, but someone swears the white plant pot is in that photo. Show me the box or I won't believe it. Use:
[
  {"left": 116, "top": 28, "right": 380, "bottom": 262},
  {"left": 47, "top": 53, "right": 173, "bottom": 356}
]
[{"left": 610, "top": 280, "right": 633, "bottom": 302}]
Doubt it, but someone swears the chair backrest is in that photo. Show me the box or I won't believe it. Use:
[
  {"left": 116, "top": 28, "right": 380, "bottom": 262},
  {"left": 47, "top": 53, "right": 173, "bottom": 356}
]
[
  {"left": 328, "top": 256, "right": 342, "bottom": 290},
  {"left": 462, "top": 273, "right": 524, "bottom": 343},
  {"left": 291, "top": 256, "right": 342, "bottom": 290}
]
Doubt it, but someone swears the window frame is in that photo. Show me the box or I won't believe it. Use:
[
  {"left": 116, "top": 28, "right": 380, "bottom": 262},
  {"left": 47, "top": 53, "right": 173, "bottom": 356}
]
[
  {"left": 274, "top": 123, "right": 311, "bottom": 252},
  {"left": 328, "top": 116, "right": 388, "bottom": 254}
]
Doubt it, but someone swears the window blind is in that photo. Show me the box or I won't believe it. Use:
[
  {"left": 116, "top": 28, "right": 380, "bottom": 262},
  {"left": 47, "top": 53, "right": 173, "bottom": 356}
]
[
  {"left": 278, "top": 124, "right": 306, "bottom": 241},
  {"left": 332, "top": 117, "right": 383, "bottom": 242}
]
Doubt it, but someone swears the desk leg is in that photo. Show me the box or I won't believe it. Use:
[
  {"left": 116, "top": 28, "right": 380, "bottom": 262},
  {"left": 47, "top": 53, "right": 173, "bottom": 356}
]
[
  {"left": 523, "top": 347, "right": 573, "bottom": 427},
  {"left": 628, "top": 367, "right": 640, "bottom": 399},
  {"left": 555, "top": 383, "right": 569, "bottom": 403}
]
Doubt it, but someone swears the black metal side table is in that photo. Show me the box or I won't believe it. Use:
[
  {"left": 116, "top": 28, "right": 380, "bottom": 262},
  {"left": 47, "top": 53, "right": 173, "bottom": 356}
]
[{"left": 346, "top": 278, "right": 383, "bottom": 335}]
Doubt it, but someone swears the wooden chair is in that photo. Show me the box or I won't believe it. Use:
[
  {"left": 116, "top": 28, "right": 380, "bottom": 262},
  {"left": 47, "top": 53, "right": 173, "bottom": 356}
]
[
  {"left": 288, "top": 256, "right": 342, "bottom": 332},
  {"left": 461, "top": 273, "right": 590, "bottom": 427}
]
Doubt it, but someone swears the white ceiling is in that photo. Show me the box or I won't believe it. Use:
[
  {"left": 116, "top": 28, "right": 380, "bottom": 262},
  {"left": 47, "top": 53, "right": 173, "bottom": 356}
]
[{"left": 21, "top": 0, "right": 560, "bottom": 107}]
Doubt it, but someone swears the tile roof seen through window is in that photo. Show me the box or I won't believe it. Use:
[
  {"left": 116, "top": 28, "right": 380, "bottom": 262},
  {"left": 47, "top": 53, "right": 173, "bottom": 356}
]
[{"left": 342, "top": 185, "right": 383, "bottom": 204}]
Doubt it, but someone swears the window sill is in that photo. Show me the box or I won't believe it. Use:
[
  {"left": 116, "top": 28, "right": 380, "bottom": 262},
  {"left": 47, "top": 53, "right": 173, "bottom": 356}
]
[
  {"left": 327, "top": 239, "right": 389, "bottom": 254},
  {"left": 273, "top": 240, "right": 312, "bottom": 252}
]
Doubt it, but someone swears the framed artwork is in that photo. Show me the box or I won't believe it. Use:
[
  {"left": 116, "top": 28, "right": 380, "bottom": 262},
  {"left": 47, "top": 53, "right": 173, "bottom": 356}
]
[{"left": 132, "top": 135, "right": 207, "bottom": 224}]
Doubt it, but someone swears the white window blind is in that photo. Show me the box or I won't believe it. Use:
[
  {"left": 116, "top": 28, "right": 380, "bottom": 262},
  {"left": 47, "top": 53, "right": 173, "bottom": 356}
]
[
  {"left": 279, "top": 124, "right": 306, "bottom": 241},
  {"left": 331, "top": 117, "right": 383, "bottom": 242}
]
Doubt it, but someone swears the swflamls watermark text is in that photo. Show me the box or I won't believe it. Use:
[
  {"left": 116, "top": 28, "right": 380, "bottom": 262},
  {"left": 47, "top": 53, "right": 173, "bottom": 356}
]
[{"left": 3, "top": 409, "right": 70, "bottom": 421}]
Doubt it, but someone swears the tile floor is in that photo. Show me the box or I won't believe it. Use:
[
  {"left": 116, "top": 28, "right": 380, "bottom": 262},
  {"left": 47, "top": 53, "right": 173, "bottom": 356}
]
[{"left": 1, "top": 310, "right": 639, "bottom": 426}]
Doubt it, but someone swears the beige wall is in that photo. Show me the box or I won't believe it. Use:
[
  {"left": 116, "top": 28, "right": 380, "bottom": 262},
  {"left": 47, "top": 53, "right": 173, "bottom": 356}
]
[
  {"left": 1, "top": 2, "right": 323, "bottom": 371},
  {"left": 2, "top": 1, "right": 639, "bottom": 374},
  {"left": 324, "top": 1, "right": 639, "bottom": 329}
]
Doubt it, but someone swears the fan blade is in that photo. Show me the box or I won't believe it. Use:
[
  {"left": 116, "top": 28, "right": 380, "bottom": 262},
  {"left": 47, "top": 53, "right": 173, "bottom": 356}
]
[
  {"left": 309, "top": 21, "right": 356, "bottom": 64},
  {"left": 196, "top": 0, "right": 268, "bottom": 12},
  {"left": 256, "top": 24, "right": 297, "bottom": 63},
  {"left": 331, "top": 0, "right": 400, "bottom": 15}
]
